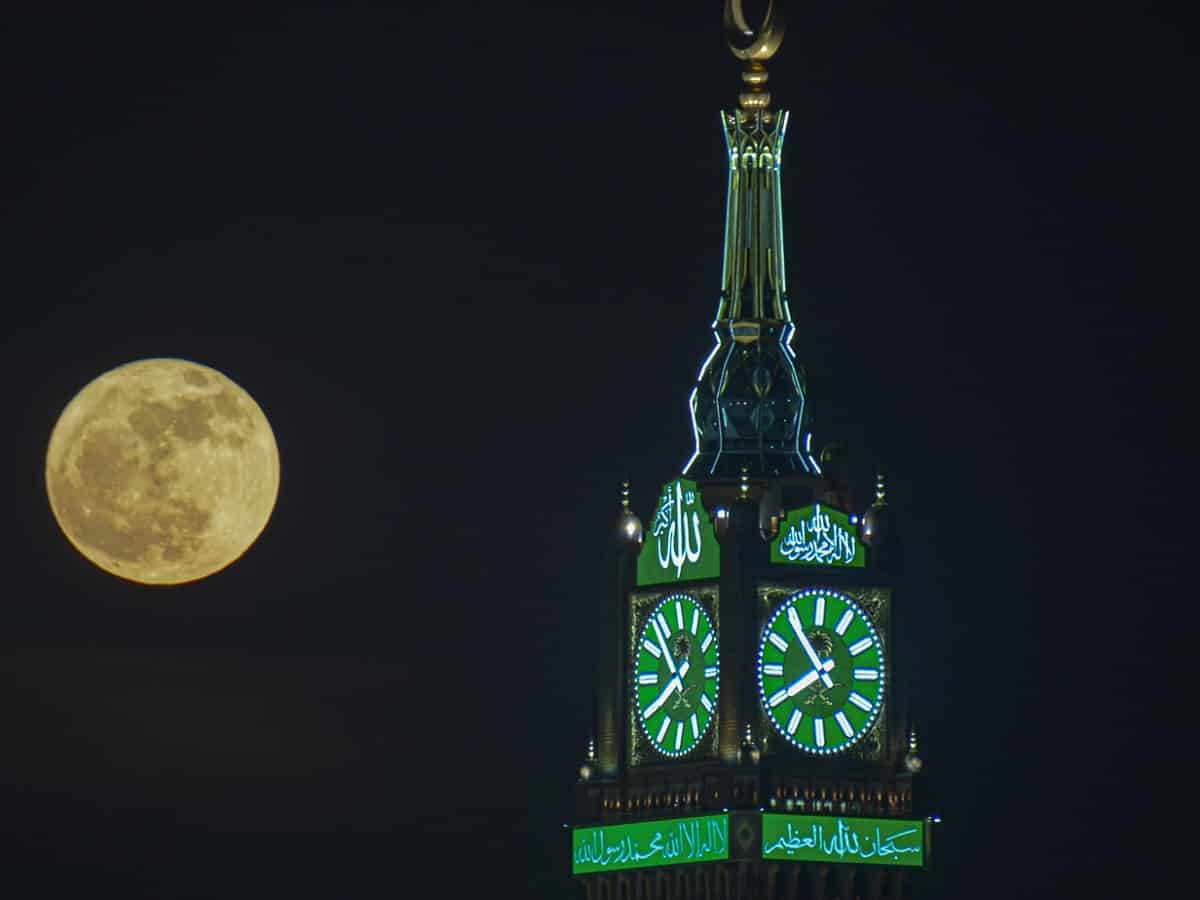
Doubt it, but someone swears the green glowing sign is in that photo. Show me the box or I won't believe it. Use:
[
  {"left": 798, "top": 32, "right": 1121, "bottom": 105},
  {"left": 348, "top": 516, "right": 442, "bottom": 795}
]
[
  {"left": 637, "top": 479, "right": 719, "bottom": 586},
  {"left": 762, "top": 814, "right": 925, "bottom": 867},
  {"left": 757, "top": 589, "right": 884, "bottom": 755},
  {"left": 771, "top": 504, "right": 864, "bottom": 568},
  {"left": 572, "top": 815, "right": 729, "bottom": 874},
  {"left": 633, "top": 593, "right": 720, "bottom": 758}
]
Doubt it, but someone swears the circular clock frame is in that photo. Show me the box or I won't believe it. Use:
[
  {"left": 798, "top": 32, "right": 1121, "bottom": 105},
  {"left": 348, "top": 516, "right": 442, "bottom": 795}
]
[
  {"left": 756, "top": 587, "right": 885, "bottom": 756},
  {"left": 633, "top": 592, "right": 720, "bottom": 759}
]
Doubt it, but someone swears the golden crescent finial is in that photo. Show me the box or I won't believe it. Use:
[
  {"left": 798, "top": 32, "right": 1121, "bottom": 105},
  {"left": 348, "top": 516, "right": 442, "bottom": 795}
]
[
  {"left": 724, "top": 0, "right": 786, "bottom": 113},
  {"left": 724, "top": 0, "right": 786, "bottom": 62}
]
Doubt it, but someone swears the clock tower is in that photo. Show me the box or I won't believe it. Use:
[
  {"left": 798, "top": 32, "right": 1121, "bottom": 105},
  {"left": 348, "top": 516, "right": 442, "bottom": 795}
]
[{"left": 571, "top": 4, "right": 937, "bottom": 899}]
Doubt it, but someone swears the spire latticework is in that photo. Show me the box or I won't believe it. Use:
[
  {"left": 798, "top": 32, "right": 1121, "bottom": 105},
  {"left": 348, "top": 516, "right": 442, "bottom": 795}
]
[{"left": 683, "top": 111, "right": 817, "bottom": 478}]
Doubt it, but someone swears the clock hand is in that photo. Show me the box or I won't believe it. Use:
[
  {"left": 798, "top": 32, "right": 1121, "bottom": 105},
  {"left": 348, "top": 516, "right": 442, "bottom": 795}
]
[
  {"left": 643, "top": 659, "right": 691, "bottom": 719},
  {"left": 784, "top": 658, "right": 835, "bottom": 698},
  {"left": 789, "top": 610, "right": 834, "bottom": 689},
  {"left": 652, "top": 618, "right": 677, "bottom": 676}
]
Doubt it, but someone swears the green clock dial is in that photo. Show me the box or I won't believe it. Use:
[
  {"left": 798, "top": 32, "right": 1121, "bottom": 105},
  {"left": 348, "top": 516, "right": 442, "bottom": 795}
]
[
  {"left": 757, "top": 588, "right": 884, "bottom": 755},
  {"left": 634, "top": 593, "right": 720, "bottom": 758}
]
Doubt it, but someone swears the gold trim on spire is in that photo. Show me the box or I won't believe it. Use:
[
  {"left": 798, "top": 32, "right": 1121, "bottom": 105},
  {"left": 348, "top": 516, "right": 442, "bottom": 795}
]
[{"left": 724, "top": 0, "right": 786, "bottom": 112}]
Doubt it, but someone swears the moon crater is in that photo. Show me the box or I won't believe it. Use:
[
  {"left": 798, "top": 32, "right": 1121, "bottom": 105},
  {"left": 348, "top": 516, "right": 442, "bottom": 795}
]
[{"left": 46, "top": 359, "right": 280, "bottom": 584}]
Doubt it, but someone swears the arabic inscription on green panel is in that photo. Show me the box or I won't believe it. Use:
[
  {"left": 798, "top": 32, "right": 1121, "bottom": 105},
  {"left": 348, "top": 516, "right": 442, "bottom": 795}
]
[
  {"left": 636, "top": 479, "right": 720, "bottom": 586},
  {"left": 572, "top": 815, "right": 730, "bottom": 874},
  {"left": 762, "top": 814, "right": 925, "bottom": 867},
  {"left": 770, "top": 504, "right": 865, "bottom": 568}
]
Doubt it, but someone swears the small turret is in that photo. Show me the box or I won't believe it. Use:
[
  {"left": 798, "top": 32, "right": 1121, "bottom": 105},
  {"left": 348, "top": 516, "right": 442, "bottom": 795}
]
[
  {"left": 862, "top": 472, "right": 893, "bottom": 547},
  {"left": 579, "top": 736, "right": 598, "bottom": 782},
  {"left": 904, "top": 725, "right": 923, "bottom": 774},
  {"left": 739, "top": 723, "right": 761, "bottom": 766},
  {"left": 615, "top": 479, "right": 643, "bottom": 545}
]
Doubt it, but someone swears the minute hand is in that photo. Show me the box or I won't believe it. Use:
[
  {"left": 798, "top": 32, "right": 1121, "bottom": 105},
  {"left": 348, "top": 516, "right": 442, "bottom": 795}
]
[
  {"left": 788, "top": 608, "right": 834, "bottom": 689},
  {"left": 644, "top": 659, "right": 692, "bottom": 718}
]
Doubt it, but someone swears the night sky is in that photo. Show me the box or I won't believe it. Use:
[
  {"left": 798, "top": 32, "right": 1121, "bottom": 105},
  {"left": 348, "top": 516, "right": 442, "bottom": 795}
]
[{"left": 1, "top": 3, "right": 1179, "bottom": 897}]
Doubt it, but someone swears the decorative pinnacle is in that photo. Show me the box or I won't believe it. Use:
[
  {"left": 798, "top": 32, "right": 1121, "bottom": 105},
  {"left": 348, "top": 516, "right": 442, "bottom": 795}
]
[
  {"left": 620, "top": 478, "right": 631, "bottom": 511},
  {"left": 873, "top": 472, "right": 888, "bottom": 506},
  {"left": 904, "top": 724, "right": 924, "bottom": 773},
  {"left": 740, "top": 466, "right": 751, "bottom": 498},
  {"left": 724, "top": 0, "right": 785, "bottom": 112},
  {"left": 586, "top": 736, "right": 597, "bottom": 762}
]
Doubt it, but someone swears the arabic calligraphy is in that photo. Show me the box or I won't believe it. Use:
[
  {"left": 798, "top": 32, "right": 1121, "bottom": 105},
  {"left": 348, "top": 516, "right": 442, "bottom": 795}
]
[
  {"left": 776, "top": 504, "right": 861, "bottom": 567},
  {"left": 761, "top": 815, "right": 924, "bottom": 867},
  {"left": 573, "top": 815, "right": 729, "bottom": 874},
  {"left": 653, "top": 481, "right": 704, "bottom": 577}
]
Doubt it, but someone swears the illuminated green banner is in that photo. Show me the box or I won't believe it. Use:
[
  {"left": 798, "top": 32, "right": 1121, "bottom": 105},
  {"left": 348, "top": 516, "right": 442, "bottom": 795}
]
[
  {"left": 770, "top": 504, "right": 864, "bottom": 568},
  {"left": 572, "top": 815, "right": 729, "bottom": 874},
  {"left": 762, "top": 814, "right": 925, "bottom": 867},
  {"left": 637, "top": 479, "right": 720, "bottom": 586}
]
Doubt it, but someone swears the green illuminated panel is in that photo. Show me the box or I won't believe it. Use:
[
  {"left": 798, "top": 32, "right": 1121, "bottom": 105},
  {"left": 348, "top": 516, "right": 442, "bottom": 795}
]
[
  {"left": 757, "top": 589, "right": 884, "bottom": 755},
  {"left": 771, "top": 504, "right": 864, "bottom": 568},
  {"left": 572, "top": 815, "right": 729, "bottom": 875},
  {"left": 634, "top": 593, "right": 720, "bottom": 758},
  {"left": 637, "top": 479, "right": 719, "bottom": 586},
  {"left": 762, "top": 814, "right": 925, "bottom": 867}
]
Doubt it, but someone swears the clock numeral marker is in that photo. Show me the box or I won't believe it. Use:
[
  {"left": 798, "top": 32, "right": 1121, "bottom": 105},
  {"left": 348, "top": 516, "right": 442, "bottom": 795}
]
[
  {"left": 768, "top": 688, "right": 789, "bottom": 709},
  {"left": 656, "top": 613, "right": 672, "bottom": 641},
  {"left": 675, "top": 721, "right": 684, "bottom": 750},
  {"left": 834, "top": 610, "right": 854, "bottom": 636},
  {"left": 848, "top": 691, "right": 873, "bottom": 712},
  {"left": 814, "top": 595, "right": 826, "bottom": 626},
  {"left": 853, "top": 668, "right": 878, "bottom": 681},
  {"left": 690, "top": 713, "right": 699, "bottom": 740},
  {"left": 700, "top": 693, "right": 713, "bottom": 713},
  {"left": 656, "top": 717, "right": 672, "bottom": 745},
  {"left": 638, "top": 672, "right": 659, "bottom": 685},
  {"left": 848, "top": 636, "right": 874, "bottom": 657},
  {"left": 643, "top": 639, "right": 662, "bottom": 658},
  {"left": 675, "top": 601, "right": 685, "bottom": 631},
  {"left": 763, "top": 663, "right": 784, "bottom": 677},
  {"left": 786, "top": 708, "right": 803, "bottom": 735},
  {"left": 835, "top": 711, "right": 854, "bottom": 737},
  {"left": 700, "top": 632, "right": 714, "bottom": 654},
  {"left": 690, "top": 608, "right": 700, "bottom": 635},
  {"left": 704, "top": 665, "right": 718, "bottom": 679},
  {"left": 787, "top": 607, "right": 807, "bottom": 643},
  {"left": 769, "top": 633, "right": 789, "bottom": 653},
  {"left": 814, "top": 718, "right": 826, "bottom": 747}
]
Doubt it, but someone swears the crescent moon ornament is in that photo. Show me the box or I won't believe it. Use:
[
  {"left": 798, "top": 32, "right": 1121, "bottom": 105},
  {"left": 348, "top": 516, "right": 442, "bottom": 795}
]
[
  {"left": 724, "top": 0, "right": 786, "bottom": 61},
  {"left": 724, "top": 0, "right": 786, "bottom": 112},
  {"left": 45, "top": 358, "right": 280, "bottom": 585}
]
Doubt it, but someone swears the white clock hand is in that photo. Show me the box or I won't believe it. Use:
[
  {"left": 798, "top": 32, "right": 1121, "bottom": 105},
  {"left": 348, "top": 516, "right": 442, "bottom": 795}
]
[
  {"left": 785, "top": 658, "right": 835, "bottom": 698},
  {"left": 788, "top": 608, "right": 834, "bottom": 689},
  {"left": 652, "top": 618, "right": 677, "bottom": 676},
  {"left": 643, "top": 659, "right": 691, "bottom": 719}
]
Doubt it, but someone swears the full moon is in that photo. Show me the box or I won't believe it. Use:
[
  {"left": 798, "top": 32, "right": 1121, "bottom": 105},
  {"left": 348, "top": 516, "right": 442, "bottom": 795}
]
[{"left": 45, "top": 358, "right": 280, "bottom": 585}]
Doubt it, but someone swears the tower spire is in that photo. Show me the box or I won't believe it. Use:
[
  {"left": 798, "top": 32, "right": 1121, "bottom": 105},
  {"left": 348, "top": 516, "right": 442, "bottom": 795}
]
[{"left": 685, "top": 0, "right": 817, "bottom": 479}]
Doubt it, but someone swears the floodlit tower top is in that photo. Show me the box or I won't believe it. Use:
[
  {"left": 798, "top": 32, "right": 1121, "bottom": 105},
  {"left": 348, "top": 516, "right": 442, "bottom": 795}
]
[{"left": 685, "top": 0, "right": 820, "bottom": 479}]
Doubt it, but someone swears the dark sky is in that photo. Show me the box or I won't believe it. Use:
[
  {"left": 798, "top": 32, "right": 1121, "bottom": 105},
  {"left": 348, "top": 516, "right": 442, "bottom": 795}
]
[{"left": 0, "top": 2, "right": 1180, "bottom": 897}]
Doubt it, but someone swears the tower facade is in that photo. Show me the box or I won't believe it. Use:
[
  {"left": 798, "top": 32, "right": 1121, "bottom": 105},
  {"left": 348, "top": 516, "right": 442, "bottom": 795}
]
[{"left": 571, "top": 5, "right": 936, "bottom": 899}]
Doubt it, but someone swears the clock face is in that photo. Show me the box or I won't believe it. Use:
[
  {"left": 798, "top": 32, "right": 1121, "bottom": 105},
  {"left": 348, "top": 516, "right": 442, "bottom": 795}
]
[
  {"left": 634, "top": 593, "right": 720, "bottom": 758},
  {"left": 757, "top": 588, "right": 885, "bottom": 755}
]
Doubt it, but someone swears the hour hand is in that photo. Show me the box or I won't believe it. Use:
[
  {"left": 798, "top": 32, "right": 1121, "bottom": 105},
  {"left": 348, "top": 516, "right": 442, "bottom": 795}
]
[
  {"left": 785, "top": 658, "right": 835, "bottom": 698},
  {"left": 643, "top": 659, "right": 691, "bottom": 718}
]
